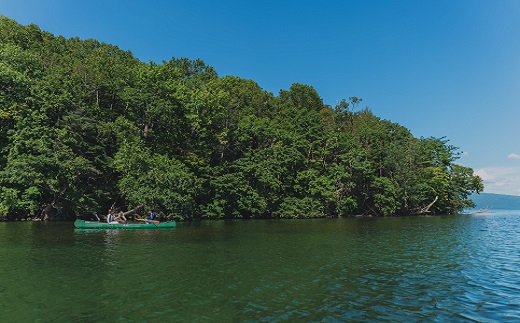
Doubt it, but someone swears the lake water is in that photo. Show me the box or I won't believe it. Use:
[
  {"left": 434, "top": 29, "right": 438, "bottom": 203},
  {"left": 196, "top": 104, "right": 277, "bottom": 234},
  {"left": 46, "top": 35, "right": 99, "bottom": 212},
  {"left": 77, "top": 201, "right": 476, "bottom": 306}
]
[{"left": 1, "top": 211, "right": 519, "bottom": 322}]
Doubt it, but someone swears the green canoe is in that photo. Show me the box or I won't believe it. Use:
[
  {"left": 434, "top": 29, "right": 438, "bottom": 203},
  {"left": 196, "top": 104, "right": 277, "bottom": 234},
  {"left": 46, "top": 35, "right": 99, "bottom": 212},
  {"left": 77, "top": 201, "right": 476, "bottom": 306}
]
[{"left": 74, "top": 219, "right": 176, "bottom": 229}]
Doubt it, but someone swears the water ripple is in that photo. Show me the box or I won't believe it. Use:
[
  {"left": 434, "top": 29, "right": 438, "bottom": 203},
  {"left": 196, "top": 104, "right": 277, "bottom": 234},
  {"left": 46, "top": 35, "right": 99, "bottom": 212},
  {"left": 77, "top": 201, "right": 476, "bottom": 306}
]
[{"left": 1, "top": 213, "right": 520, "bottom": 321}]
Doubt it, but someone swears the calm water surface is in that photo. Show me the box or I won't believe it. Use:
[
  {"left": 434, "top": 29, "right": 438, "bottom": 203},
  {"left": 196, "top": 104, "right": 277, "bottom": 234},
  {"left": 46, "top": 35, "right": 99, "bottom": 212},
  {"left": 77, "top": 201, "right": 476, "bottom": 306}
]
[{"left": 1, "top": 211, "right": 519, "bottom": 322}]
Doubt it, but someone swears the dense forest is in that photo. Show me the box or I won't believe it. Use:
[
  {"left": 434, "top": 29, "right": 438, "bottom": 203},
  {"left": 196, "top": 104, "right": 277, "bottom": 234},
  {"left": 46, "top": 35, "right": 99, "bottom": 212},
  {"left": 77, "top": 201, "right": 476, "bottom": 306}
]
[{"left": 0, "top": 17, "right": 483, "bottom": 221}]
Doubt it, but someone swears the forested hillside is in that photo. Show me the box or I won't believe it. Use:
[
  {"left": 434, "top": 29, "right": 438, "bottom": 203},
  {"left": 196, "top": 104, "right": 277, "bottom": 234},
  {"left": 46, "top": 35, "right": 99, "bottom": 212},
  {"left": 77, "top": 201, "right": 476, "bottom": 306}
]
[{"left": 0, "top": 17, "right": 483, "bottom": 220}]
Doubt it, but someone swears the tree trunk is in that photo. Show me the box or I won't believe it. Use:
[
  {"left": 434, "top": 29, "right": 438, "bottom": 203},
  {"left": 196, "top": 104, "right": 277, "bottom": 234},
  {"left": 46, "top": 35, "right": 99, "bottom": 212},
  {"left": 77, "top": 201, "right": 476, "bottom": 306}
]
[{"left": 419, "top": 196, "right": 438, "bottom": 214}]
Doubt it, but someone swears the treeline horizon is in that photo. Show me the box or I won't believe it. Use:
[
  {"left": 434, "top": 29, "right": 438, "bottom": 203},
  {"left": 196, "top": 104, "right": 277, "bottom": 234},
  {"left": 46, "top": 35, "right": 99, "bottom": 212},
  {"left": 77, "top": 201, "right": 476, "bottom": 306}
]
[{"left": 0, "top": 16, "right": 483, "bottom": 220}]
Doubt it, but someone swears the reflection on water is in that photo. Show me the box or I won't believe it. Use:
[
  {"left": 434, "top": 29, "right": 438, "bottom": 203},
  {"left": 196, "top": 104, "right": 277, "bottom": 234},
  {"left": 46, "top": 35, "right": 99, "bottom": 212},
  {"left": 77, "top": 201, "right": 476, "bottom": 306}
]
[{"left": 1, "top": 212, "right": 519, "bottom": 321}]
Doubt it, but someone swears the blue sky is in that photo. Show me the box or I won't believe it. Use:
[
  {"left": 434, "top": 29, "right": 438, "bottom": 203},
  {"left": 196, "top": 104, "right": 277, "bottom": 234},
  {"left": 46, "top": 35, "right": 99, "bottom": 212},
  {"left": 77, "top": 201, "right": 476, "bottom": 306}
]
[{"left": 2, "top": 0, "right": 520, "bottom": 195}]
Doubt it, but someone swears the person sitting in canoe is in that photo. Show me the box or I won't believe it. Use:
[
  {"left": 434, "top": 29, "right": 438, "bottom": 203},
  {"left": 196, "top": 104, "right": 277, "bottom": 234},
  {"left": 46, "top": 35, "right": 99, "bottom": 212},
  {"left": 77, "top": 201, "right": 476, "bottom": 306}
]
[
  {"left": 145, "top": 210, "right": 157, "bottom": 223},
  {"left": 107, "top": 210, "right": 126, "bottom": 224}
]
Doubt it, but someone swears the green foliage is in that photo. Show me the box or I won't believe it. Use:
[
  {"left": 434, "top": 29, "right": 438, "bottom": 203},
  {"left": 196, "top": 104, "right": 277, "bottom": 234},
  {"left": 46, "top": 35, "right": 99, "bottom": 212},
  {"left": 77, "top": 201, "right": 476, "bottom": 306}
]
[
  {"left": 0, "top": 17, "right": 483, "bottom": 219},
  {"left": 113, "top": 141, "right": 200, "bottom": 219}
]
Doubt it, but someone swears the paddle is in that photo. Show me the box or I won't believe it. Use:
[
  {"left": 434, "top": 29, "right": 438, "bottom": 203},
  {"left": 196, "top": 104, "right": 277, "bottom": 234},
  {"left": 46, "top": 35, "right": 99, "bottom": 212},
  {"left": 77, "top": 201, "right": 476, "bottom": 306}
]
[{"left": 137, "top": 218, "right": 160, "bottom": 225}]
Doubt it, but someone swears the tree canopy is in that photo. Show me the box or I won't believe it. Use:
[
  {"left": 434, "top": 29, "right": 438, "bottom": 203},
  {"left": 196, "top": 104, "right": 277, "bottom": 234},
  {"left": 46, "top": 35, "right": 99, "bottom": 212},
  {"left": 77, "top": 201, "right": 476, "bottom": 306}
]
[{"left": 0, "top": 17, "right": 483, "bottom": 220}]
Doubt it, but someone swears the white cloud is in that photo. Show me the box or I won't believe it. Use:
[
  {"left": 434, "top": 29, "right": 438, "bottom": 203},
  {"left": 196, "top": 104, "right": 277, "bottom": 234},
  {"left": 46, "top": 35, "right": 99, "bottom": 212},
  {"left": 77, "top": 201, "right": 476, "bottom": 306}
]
[
  {"left": 475, "top": 169, "right": 495, "bottom": 181},
  {"left": 507, "top": 153, "right": 520, "bottom": 159},
  {"left": 475, "top": 167, "right": 520, "bottom": 196}
]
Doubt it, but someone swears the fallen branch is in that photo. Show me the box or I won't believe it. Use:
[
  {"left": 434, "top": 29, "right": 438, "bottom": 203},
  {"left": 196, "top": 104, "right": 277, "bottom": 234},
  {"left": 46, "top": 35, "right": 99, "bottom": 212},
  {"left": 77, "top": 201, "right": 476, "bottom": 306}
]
[
  {"left": 419, "top": 196, "right": 438, "bottom": 214},
  {"left": 121, "top": 205, "right": 144, "bottom": 218}
]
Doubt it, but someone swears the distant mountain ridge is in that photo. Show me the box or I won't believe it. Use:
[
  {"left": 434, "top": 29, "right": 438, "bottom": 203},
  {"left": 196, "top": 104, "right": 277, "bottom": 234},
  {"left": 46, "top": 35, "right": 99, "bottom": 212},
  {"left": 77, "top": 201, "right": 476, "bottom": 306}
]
[{"left": 470, "top": 193, "right": 520, "bottom": 210}]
